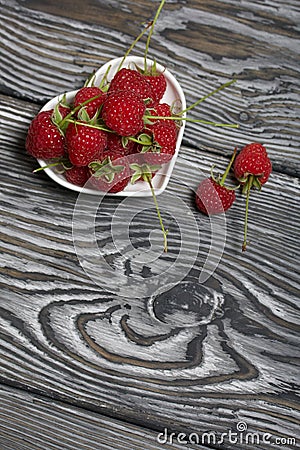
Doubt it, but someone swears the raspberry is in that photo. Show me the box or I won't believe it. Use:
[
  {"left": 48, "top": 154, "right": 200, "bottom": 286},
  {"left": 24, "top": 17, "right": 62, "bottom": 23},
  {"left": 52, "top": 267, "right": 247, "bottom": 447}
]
[
  {"left": 109, "top": 68, "right": 154, "bottom": 104},
  {"left": 89, "top": 156, "right": 130, "bottom": 193},
  {"left": 140, "top": 121, "right": 178, "bottom": 165},
  {"left": 233, "top": 143, "right": 272, "bottom": 251},
  {"left": 74, "top": 86, "right": 106, "bottom": 119},
  {"left": 26, "top": 110, "right": 65, "bottom": 159},
  {"left": 234, "top": 143, "right": 272, "bottom": 186},
  {"left": 146, "top": 103, "right": 175, "bottom": 129},
  {"left": 196, "top": 178, "right": 236, "bottom": 214},
  {"left": 143, "top": 72, "right": 167, "bottom": 103},
  {"left": 65, "top": 122, "right": 107, "bottom": 167},
  {"left": 102, "top": 91, "right": 146, "bottom": 137},
  {"left": 196, "top": 151, "right": 237, "bottom": 215},
  {"left": 65, "top": 166, "right": 90, "bottom": 186}
]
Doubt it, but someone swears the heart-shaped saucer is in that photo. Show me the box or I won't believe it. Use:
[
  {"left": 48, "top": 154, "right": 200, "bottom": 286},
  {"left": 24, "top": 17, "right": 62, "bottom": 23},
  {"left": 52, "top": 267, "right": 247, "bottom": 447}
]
[{"left": 37, "top": 56, "right": 186, "bottom": 196}]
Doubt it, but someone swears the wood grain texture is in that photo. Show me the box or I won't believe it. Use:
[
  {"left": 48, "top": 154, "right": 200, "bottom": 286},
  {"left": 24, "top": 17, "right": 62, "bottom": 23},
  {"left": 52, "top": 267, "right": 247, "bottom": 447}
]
[
  {"left": 1, "top": 94, "right": 300, "bottom": 449},
  {"left": 0, "top": 0, "right": 299, "bottom": 175},
  {"left": 0, "top": 385, "right": 211, "bottom": 450},
  {"left": 0, "top": 0, "right": 300, "bottom": 449}
]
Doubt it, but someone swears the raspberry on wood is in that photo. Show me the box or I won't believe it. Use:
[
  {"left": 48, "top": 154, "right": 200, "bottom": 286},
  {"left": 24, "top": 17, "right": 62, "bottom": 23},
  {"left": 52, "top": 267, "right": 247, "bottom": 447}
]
[
  {"left": 195, "top": 150, "right": 238, "bottom": 216},
  {"left": 196, "top": 178, "right": 236, "bottom": 214},
  {"left": 233, "top": 142, "right": 272, "bottom": 251}
]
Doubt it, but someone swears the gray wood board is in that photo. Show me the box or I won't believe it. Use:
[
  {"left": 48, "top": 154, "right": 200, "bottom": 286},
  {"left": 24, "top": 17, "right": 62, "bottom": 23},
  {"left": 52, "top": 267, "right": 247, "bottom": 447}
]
[
  {"left": 0, "top": 384, "right": 213, "bottom": 450},
  {"left": 0, "top": 0, "right": 299, "bottom": 449},
  {"left": 0, "top": 95, "right": 300, "bottom": 449}
]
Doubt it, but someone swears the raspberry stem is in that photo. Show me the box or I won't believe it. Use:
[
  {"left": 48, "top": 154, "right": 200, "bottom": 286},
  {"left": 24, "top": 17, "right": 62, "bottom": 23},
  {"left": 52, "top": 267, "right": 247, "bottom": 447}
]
[
  {"left": 58, "top": 93, "right": 105, "bottom": 130},
  {"left": 144, "top": 173, "right": 168, "bottom": 252},
  {"left": 33, "top": 161, "right": 61, "bottom": 173},
  {"left": 144, "top": 0, "right": 166, "bottom": 72},
  {"left": 242, "top": 174, "right": 254, "bottom": 252},
  {"left": 220, "top": 148, "right": 237, "bottom": 185},
  {"left": 99, "top": 64, "right": 112, "bottom": 90},
  {"left": 63, "top": 118, "right": 112, "bottom": 132},
  {"left": 145, "top": 115, "right": 239, "bottom": 128},
  {"left": 33, "top": 158, "right": 72, "bottom": 173},
  {"left": 117, "top": 21, "right": 153, "bottom": 73},
  {"left": 181, "top": 79, "right": 237, "bottom": 114}
]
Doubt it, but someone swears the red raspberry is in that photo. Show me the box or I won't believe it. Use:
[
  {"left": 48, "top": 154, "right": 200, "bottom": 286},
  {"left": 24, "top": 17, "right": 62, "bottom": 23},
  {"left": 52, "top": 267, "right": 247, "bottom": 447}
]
[
  {"left": 155, "top": 103, "right": 173, "bottom": 117},
  {"left": 102, "top": 91, "right": 146, "bottom": 137},
  {"left": 26, "top": 110, "right": 65, "bottom": 159},
  {"left": 65, "top": 122, "right": 107, "bottom": 167},
  {"left": 140, "top": 121, "right": 178, "bottom": 165},
  {"left": 65, "top": 166, "right": 90, "bottom": 186},
  {"left": 195, "top": 151, "right": 237, "bottom": 215},
  {"left": 233, "top": 143, "right": 272, "bottom": 251},
  {"left": 109, "top": 68, "right": 154, "bottom": 104},
  {"left": 196, "top": 178, "right": 236, "bottom": 214},
  {"left": 104, "top": 133, "right": 135, "bottom": 158},
  {"left": 89, "top": 156, "right": 130, "bottom": 193},
  {"left": 74, "top": 87, "right": 106, "bottom": 119},
  {"left": 234, "top": 142, "right": 272, "bottom": 186},
  {"left": 143, "top": 72, "right": 167, "bottom": 103},
  {"left": 146, "top": 103, "right": 175, "bottom": 129}
]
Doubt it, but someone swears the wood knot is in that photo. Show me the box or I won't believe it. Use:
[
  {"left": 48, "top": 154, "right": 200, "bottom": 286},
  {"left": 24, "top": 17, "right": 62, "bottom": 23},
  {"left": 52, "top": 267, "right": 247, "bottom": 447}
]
[{"left": 148, "top": 281, "right": 224, "bottom": 327}]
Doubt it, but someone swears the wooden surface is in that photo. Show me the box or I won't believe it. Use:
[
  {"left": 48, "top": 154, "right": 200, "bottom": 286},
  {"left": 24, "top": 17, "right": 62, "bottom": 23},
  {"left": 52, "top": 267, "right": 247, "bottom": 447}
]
[
  {"left": 1, "top": 384, "right": 210, "bottom": 450},
  {"left": 0, "top": 0, "right": 300, "bottom": 449}
]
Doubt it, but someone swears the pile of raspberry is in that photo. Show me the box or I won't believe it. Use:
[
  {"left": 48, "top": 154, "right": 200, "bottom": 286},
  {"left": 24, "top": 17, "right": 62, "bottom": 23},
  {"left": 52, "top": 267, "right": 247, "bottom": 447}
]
[{"left": 26, "top": 66, "right": 180, "bottom": 193}]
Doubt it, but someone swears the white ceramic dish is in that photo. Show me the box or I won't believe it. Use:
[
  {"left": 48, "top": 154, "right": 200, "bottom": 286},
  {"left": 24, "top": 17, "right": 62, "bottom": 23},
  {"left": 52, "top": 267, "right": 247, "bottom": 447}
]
[{"left": 38, "top": 56, "right": 186, "bottom": 196}]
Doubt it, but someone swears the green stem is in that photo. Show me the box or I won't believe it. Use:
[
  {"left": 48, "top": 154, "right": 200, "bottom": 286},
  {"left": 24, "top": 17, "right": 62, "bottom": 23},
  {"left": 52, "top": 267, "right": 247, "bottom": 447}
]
[
  {"left": 128, "top": 136, "right": 148, "bottom": 145},
  {"left": 145, "top": 174, "right": 168, "bottom": 252},
  {"left": 63, "top": 118, "right": 112, "bottom": 132},
  {"left": 99, "top": 64, "right": 112, "bottom": 90},
  {"left": 58, "top": 93, "right": 105, "bottom": 129},
  {"left": 145, "top": 115, "right": 239, "bottom": 128},
  {"left": 242, "top": 175, "right": 253, "bottom": 252},
  {"left": 181, "top": 79, "right": 237, "bottom": 114},
  {"left": 33, "top": 161, "right": 62, "bottom": 173},
  {"left": 117, "top": 21, "right": 153, "bottom": 73},
  {"left": 144, "top": 0, "right": 166, "bottom": 71},
  {"left": 220, "top": 147, "right": 237, "bottom": 185}
]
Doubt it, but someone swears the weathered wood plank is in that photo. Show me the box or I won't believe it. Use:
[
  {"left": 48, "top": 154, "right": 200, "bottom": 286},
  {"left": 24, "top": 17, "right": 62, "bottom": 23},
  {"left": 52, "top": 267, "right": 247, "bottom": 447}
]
[
  {"left": 1, "top": 0, "right": 300, "bottom": 447},
  {"left": 0, "top": 385, "right": 210, "bottom": 450},
  {"left": 0, "top": 0, "right": 299, "bottom": 175},
  {"left": 0, "top": 95, "right": 299, "bottom": 449}
]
